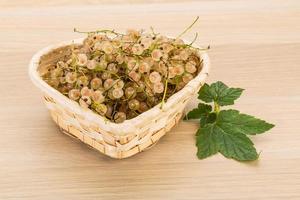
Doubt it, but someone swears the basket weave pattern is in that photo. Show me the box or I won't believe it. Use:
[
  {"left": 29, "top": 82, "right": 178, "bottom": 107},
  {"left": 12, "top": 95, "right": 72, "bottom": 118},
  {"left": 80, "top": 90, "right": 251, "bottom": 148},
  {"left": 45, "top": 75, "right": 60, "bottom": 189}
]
[{"left": 29, "top": 38, "right": 210, "bottom": 159}]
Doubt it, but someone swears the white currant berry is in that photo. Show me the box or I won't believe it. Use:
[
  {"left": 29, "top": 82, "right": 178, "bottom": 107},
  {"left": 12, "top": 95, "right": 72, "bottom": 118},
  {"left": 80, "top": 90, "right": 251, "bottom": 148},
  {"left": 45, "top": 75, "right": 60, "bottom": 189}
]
[
  {"left": 153, "top": 82, "right": 164, "bottom": 94},
  {"left": 51, "top": 68, "right": 63, "bottom": 78},
  {"left": 174, "top": 65, "right": 184, "bottom": 75},
  {"left": 104, "top": 54, "right": 115, "bottom": 62},
  {"left": 125, "top": 87, "right": 136, "bottom": 99},
  {"left": 126, "top": 29, "right": 141, "bottom": 39},
  {"left": 179, "top": 50, "right": 189, "bottom": 60},
  {"left": 112, "top": 37, "right": 122, "bottom": 48},
  {"left": 138, "top": 102, "right": 149, "bottom": 112},
  {"left": 145, "top": 86, "right": 154, "bottom": 96},
  {"left": 185, "top": 61, "right": 197, "bottom": 73},
  {"left": 116, "top": 54, "right": 124, "bottom": 64},
  {"left": 182, "top": 73, "right": 194, "bottom": 83},
  {"left": 128, "top": 99, "right": 140, "bottom": 110},
  {"left": 147, "top": 96, "right": 158, "bottom": 106},
  {"left": 65, "top": 72, "right": 77, "bottom": 83},
  {"left": 95, "top": 103, "right": 107, "bottom": 116},
  {"left": 77, "top": 53, "right": 88, "bottom": 66},
  {"left": 132, "top": 44, "right": 144, "bottom": 55},
  {"left": 94, "top": 42, "right": 102, "bottom": 51},
  {"left": 128, "top": 71, "right": 141, "bottom": 82},
  {"left": 135, "top": 81, "right": 145, "bottom": 93},
  {"left": 79, "top": 96, "right": 91, "bottom": 108},
  {"left": 112, "top": 88, "right": 124, "bottom": 99},
  {"left": 149, "top": 71, "right": 162, "bottom": 83},
  {"left": 86, "top": 60, "right": 97, "bottom": 70},
  {"left": 90, "top": 77, "right": 102, "bottom": 89},
  {"left": 136, "top": 92, "right": 147, "bottom": 102},
  {"left": 68, "top": 89, "right": 80, "bottom": 101},
  {"left": 113, "top": 79, "right": 124, "bottom": 89},
  {"left": 114, "top": 112, "right": 126, "bottom": 123},
  {"left": 107, "top": 63, "right": 118, "bottom": 73},
  {"left": 138, "top": 62, "right": 150, "bottom": 73},
  {"left": 151, "top": 49, "right": 163, "bottom": 61},
  {"left": 140, "top": 37, "right": 153, "bottom": 49},
  {"left": 77, "top": 76, "right": 89, "bottom": 87},
  {"left": 101, "top": 72, "right": 111, "bottom": 80},
  {"left": 56, "top": 61, "right": 67, "bottom": 69},
  {"left": 105, "top": 104, "right": 113, "bottom": 118},
  {"left": 158, "top": 61, "right": 168, "bottom": 76},
  {"left": 127, "top": 57, "right": 137, "bottom": 70},
  {"left": 168, "top": 67, "right": 176, "bottom": 78},
  {"left": 161, "top": 43, "right": 174, "bottom": 53},
  {"left": 80, "top": 86, "right": 93, "bottom": 97},
  {"left": 91, "top": 90, "right": 105, "bottom": 103},
  {"left": 101, "top": 41, "right": 114, "bottom": 54},
  {"left": 103, "top": 78, "right": 114, "bottom": 90},
  {"left": 99, "top": 59, "right": 108, "bottom": 69},
  {"left": 144, "top": 57, "right": 154, "bottom": 67},
  {"left": 119, "top": 103, "right": 127, "bottom": 113},
  {"left": 177, "top": 81, "right": 186, "bottom": 90}
]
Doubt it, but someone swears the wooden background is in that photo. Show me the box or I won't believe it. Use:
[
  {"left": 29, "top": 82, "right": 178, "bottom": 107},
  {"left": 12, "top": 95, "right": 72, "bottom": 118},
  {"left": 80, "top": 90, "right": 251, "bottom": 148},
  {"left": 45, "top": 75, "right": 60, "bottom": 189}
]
[{"left": 1, "top": 0, "right": 300, "bottom": 199}]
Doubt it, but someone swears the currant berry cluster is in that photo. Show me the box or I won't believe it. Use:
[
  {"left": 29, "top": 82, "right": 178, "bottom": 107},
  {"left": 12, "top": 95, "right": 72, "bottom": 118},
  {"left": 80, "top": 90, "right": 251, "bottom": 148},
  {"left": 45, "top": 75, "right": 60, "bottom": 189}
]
[{"left": 42, "top": 27, "right": 204, "bottom": 123}]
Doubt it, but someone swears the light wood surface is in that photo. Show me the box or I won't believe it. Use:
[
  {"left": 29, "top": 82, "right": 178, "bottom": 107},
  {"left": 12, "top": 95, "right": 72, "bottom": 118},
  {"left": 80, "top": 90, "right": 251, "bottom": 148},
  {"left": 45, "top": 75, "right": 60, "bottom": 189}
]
[{"left": 1, "top": 0, "right": 300, "bottom": 199}]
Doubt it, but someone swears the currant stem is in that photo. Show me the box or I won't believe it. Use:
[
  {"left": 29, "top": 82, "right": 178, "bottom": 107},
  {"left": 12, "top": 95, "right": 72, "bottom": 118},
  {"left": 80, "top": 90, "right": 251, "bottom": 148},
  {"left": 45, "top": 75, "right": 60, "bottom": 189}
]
[
  {"left": 160, "top": 61, "right": 170, "bottom": 109},
  {"left": 189, "top": 32, "right": 198, "bottom": 46},
  {"left": 160, "top": 78, "right": 169, "bottom": 109},
  {"left": 176, "top": 16, "right": 199, "bottom": 39},
  {"left": 74, "top": 28, "right": 124, "bottom": 36}
]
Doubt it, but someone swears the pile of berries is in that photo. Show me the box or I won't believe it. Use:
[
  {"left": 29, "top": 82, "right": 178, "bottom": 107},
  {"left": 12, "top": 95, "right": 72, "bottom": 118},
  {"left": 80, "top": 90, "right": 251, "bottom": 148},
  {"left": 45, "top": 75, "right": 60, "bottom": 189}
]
[{"left": 42, "top": 29, "right": 203, "bottom": 123}]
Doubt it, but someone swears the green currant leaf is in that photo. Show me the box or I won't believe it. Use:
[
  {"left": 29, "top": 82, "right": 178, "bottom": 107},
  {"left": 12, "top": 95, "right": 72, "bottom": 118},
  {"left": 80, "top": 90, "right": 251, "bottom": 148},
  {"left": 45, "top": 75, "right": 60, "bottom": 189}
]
[
  {"left": 196, "top": 124, "right": 218, "bottom": 159},
  {"left": 204, "top": 112, "right": 217, "bottom": 126},
  {"left": 196, "top": 123, "right": 258, "bottom": 161},
  {"left": 184, "top": 103, "right": 215, "bottom": 127},
  {"left": 217, "top": 110, "right": 275, "bottom": 135},
  {"left": 198, "top": 81, "right": 244, "bottom": 106},
  {"left": 196, "top": 109, "right": 274, "bottom": 161}
]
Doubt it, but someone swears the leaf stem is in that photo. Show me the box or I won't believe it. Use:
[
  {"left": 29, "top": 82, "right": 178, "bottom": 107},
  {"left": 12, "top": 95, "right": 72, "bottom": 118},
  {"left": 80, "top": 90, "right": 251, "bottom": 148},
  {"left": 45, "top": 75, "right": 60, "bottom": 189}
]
[{"left": 214, "top": 102, "right": 220, "bottom": 114}]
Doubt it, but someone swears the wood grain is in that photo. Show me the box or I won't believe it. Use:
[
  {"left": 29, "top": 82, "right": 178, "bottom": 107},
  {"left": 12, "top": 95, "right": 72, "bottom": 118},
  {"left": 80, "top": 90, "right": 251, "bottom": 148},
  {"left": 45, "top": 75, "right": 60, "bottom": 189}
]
[{"left": 0, "top": 0, "right": 300, "bottom": 199}]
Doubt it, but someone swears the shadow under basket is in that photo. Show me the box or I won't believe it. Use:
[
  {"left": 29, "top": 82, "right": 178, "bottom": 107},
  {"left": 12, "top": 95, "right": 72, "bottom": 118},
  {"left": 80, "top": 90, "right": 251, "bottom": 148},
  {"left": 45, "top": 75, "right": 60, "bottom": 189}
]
[{"left": 29, "top": 38, "right": 210, "bottom": 159}]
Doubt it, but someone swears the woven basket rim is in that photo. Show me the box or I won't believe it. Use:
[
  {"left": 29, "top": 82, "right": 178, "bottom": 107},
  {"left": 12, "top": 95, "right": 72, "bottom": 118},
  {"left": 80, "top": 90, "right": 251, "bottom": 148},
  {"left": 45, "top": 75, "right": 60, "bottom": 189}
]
[{"left": 28, "top": 37, "right": 210, "bottom": 135}]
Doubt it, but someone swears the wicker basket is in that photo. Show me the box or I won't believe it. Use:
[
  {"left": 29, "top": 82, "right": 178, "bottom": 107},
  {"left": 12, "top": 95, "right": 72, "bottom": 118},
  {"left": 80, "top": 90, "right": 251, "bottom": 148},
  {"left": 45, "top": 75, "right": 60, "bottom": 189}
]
[{"left": 29, "top": 38, "right": 210, "bottom": 159}]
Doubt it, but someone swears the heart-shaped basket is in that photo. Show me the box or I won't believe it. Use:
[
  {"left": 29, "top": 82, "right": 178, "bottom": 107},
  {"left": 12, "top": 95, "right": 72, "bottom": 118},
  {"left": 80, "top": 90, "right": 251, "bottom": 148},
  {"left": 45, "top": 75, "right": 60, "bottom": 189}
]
[{"left": 29, "top": 38, "right": 210, "bottom": 159}]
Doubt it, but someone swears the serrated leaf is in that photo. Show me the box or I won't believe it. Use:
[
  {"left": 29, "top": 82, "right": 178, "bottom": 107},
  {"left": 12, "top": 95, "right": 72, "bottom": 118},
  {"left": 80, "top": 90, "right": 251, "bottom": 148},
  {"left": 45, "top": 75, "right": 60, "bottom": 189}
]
[
  {"left": 198, "top": 123, "right": 259, "bottom": 161},
  {"left": 184, "top": 108, "right": 202, "bottom": 120},
  {"left": 184, "top": 103, "right": 215, "bottom": 126},
  {"left": 196, "top": 109, "right": 274, "bottom": 161},
  {"left": 198, "top": 81, "right": 244, "bottom": 106},
  {"left": 213, "top": 125, "right": 258, "bottom": 161},
  {"left": 217, "top": 110, "right": 275, "bottom": 135},
  {"left": 196, "top": 120, "right": 258, "bottom": 161},
  {"left": 197, "top": 83, "right": 212, "bottom": 103},
  {"left": 196, "top": 126, "right": 218, "bottom": 159}
]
